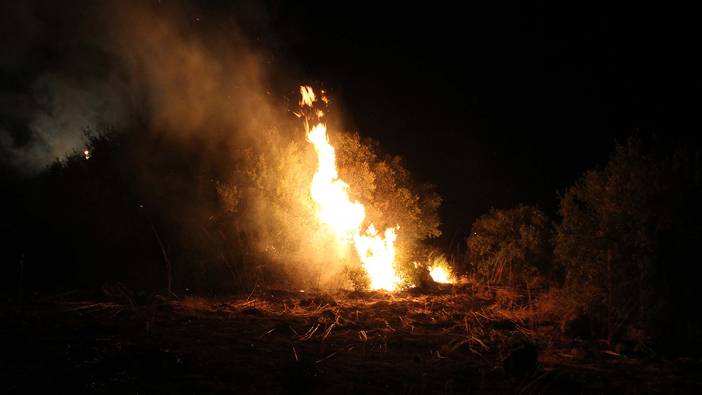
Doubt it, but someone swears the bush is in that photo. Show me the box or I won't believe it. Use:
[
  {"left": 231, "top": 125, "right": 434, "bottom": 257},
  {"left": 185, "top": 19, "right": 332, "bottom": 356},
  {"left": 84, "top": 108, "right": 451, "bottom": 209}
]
[
  {"left": 466, "top": 205, "right": 553, "bottom": 286},
  {"left": 555, "top": 136, "right": 702, "bottom": 350},
  {"left": 216, "top": 128, "right": 443, "bottom": 290}
]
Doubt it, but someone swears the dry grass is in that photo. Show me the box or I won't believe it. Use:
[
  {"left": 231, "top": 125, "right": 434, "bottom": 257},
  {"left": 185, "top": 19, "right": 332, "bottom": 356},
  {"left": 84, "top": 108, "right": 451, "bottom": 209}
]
[{"left": 1, "top": 284, "right": 699, "bottom": 394}]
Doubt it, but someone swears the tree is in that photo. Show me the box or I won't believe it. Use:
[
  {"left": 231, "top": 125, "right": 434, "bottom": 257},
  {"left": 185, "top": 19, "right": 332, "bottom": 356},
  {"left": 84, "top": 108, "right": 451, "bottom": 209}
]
[
  {"left": 556, "top": 136, "right": 702, "bottom": 348},
  {"left": 466, "top": 205, "right": 553, "bottom": 286},
  {"left": 216, "top": 128, "right": 442, "bottom": 289},
  {"left": 333, "top": 131, "right": 442, "bottom": 279}
]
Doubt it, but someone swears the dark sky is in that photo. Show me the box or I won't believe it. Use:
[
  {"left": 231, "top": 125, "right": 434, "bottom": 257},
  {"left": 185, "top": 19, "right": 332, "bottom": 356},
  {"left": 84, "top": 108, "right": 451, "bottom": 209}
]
[
  {"left": 264, "top": 2, "right": 701, "bottom": 247},
  {"left": 2, "top": 1, "right": 700, "bottom": 249}
]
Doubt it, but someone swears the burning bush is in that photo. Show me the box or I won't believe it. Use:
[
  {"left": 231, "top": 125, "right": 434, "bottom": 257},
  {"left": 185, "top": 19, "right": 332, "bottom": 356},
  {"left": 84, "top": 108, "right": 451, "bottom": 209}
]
[
  {"left": 332, "top": 131, "right": 442, "bottom": 287},
  {"left": 216, "top": 89, "right": 442, "bottom": 291}
]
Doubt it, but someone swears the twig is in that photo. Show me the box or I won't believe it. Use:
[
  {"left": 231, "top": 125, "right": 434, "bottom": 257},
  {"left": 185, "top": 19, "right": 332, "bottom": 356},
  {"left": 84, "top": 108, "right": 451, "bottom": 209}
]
[
  {"left": 235, "top": 299, "right": 255, "bottom": 309},
  {"left": 260, "top": 327, "right": 276, "bottom": 338},
  {"left": 300, "top": 323, "right": 320, "bottom": 341},
  {"left": 322, "top": 323, "right": 335, "bottom": 342},
  {"left": 470, "top": 336, "right": 489, "bottom": 351},
  {"left": 63, "top": 303, "right": 122, "bottom": 313},
  {"left": 246, "top": 284, "right": 258, "bottom": 301},
  {"left": 150, "top": 223, "right": 175, "bottom": 297},
  {"left": 315, "top": 351, "right": 338, "bottom": 364}
]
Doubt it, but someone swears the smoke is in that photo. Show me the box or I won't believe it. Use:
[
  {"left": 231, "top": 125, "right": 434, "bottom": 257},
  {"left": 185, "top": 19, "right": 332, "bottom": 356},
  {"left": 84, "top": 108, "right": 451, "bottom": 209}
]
[
  {"left": 0, "top": 0, "right": 286, "bottom": 171},
  {"left": 102, "top": 3, "right": 347, "bottom": 287},
  {"left": 96, "top": 2, "right": 346, "bottom": 288},
  {"left": 0, "top": 0, "right": 392, "bottom": 290},
  {"left": 1, "top": 73, "right": 127, "bottom": 172},
  {"left": 0, "top": 1, "right": 123, "bottom": 172}
]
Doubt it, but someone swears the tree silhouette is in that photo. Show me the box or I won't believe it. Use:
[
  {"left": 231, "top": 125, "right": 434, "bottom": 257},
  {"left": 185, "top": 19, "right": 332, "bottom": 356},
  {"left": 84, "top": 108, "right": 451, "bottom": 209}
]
[{"left": 556, "top": 136, "right": 702, "bottom": 349}]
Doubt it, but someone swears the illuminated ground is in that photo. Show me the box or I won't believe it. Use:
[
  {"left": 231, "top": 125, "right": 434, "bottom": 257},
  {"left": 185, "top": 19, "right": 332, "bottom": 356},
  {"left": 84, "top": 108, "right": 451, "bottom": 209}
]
[{"left": 2, "top": 286, "right": 699, "bottom": 394}]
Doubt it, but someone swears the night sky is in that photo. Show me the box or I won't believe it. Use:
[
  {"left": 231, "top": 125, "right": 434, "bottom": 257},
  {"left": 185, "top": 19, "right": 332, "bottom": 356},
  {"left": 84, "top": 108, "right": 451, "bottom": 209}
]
[
  {"left": 2, "top": 1, "right": 700, "bottom": 249},
  {"left": 268, "top": 2, "right": 701, "bottom": 248}
]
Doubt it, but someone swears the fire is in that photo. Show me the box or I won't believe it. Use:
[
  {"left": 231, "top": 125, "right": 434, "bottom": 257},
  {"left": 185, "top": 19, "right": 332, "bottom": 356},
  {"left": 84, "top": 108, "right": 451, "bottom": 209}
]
[
  {"left": 306, "top": 123, "right": 365, "bottom": 238},
  {"left": 353, "top": 225, "right": 399, "bottom": 290},
  {"left": 428, "top": 265, "right": 453, "bottom": 284},
  {"left": 427, "top": 254, "right": 455, "bottom": 284},
  {"left": 300, "top": 85, "right": 316, "bottom": 107},
  {"left": 301, "top": 86, "right": 401, "bottom": 291}
]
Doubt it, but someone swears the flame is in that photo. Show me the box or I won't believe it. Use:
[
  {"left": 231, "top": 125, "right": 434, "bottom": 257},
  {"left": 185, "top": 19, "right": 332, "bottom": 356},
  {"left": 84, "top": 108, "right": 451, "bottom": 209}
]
[
  {"left": 427, "top": 254, "right": 454, "bottom": 284},
  {"left": 300, "top": 86, "right": 316, "bottom": 107},
  {"left": 428, "top": 265, "right": 453, "bottom": 284},
  {"left": 353, "top": 225, "right": 399, "bottom": 290},
  {"left": 301, "top": 86, "right": 400, "bottom": 291},
  {"left": 306, "top": 123, "right": 365, "bottom": 238}
]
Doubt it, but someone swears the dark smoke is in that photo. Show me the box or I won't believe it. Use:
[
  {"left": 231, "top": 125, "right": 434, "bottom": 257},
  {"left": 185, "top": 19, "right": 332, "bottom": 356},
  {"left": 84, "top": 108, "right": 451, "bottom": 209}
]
[{"left": 0, "top": 0, "right": 287, "bottom": 173}]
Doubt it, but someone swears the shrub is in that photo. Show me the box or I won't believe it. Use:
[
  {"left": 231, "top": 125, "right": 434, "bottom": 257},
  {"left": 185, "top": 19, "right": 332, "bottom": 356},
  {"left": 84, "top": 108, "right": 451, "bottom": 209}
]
[
  {"left": 555, "top": 136, "right": 702, "bottom": 350},
  {"left": 466, "top": 205, "right": 553, "bottom": 286}
]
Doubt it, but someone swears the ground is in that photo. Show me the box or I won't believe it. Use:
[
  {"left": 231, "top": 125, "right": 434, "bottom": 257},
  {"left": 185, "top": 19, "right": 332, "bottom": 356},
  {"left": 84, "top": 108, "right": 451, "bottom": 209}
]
[{"left": 1, "top": 285, "right": 700, "bottom": 394}]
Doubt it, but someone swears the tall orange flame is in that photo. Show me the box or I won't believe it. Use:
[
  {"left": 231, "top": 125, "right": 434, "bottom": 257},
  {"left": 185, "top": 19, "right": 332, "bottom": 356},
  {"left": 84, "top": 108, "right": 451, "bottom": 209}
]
[{"left": 301, "top": 86, "right": 400, "bottom": 291}]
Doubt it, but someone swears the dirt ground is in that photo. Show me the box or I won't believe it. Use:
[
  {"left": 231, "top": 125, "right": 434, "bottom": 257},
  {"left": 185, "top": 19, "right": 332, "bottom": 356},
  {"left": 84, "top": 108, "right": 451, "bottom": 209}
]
[{"left": 1, "top": 285, "right": 700, "bottom": 394}]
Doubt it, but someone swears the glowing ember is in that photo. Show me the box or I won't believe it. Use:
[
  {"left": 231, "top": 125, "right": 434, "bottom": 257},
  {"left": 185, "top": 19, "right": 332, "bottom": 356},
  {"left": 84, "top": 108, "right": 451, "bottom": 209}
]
[
  {"left": 83, "top": 149, "right": 91, "bottom": 160},
  {"left": 301, "top": 86, "right": 401, "bottom": 291}
]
